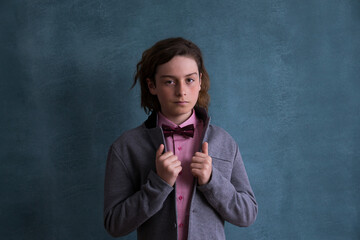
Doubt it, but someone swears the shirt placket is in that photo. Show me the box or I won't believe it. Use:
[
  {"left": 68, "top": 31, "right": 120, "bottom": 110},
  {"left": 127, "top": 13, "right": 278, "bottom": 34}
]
[{"left": 174, "top": 135, "right": 185, "bottom": 230}]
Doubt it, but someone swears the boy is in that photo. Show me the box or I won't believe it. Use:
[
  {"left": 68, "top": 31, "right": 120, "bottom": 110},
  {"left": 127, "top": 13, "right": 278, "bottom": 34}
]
[{"left": 104, "top": 37, "right": 257, "bottom": 240}]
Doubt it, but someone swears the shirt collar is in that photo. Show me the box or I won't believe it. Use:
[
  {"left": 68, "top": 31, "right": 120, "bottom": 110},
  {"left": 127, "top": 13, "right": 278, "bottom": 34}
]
[
  {"left": 157, "top": 110, "right": 197, "bottom": 129},
  {"left": 144, "top": 106, "right": 209, "bottom": 129}
]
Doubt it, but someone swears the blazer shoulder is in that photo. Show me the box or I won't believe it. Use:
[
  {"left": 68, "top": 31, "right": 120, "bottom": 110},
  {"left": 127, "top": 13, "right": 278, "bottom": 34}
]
[
  {"left": 206, "top": 124, "right": 239, "bottom": 159},
  {"left": 207, "top": 124, "right": 237, "bottom": 145},
  {"left": 111, "top": 124, "right": 147, "bottom": 148}
]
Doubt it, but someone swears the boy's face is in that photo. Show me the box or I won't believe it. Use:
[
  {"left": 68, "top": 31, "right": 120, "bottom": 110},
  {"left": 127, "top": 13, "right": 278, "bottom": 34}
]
[{"left": 147, "top": 55, "right": 201, "bottom": 125}]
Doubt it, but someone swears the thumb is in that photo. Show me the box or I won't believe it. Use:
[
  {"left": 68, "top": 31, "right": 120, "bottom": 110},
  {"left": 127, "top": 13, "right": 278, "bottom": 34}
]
[
  {"left": 202, "top": 142, "right": 208, "bottom": 155},
  {"left": 156, "top": 144, "right": 165, "bottom": 158}
]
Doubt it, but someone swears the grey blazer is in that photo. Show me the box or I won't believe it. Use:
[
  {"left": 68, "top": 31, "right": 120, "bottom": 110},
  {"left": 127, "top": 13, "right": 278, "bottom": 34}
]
[{"left": 104, "top": 107, "right": 257, "bottom": 240}]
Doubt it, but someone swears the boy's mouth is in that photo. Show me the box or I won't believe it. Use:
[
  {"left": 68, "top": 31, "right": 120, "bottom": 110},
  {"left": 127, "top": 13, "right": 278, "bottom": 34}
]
[{"left": 174, "top": 101, "right": 189, "bottom": 104}]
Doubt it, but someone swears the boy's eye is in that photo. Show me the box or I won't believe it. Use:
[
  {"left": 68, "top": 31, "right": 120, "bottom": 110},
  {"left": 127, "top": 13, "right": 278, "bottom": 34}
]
[{"left": 165, "top": 80, "right": 175, "bottom": 85}]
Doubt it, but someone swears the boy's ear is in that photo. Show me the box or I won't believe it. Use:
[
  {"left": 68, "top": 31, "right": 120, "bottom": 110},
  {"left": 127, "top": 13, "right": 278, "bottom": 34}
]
[{"left": 146, "top": 78, "right": 157, "bottom": 95}]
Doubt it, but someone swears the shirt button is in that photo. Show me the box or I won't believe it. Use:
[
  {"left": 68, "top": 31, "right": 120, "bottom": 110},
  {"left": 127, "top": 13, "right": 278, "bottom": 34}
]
[
  {"left": 179, "top": 223, "right": 184, "bottom": 228},
  {"left": 178, "top": 146, "right": 182, "bottom": 151},
  {"left": 178, "top": 195, "right": 183, "bottom": 201}
]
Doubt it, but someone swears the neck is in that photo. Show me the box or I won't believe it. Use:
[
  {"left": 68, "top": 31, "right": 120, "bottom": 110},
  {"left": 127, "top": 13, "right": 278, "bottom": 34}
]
[{"left": 161, "top": 110, "right": 193, "bottom": 126}]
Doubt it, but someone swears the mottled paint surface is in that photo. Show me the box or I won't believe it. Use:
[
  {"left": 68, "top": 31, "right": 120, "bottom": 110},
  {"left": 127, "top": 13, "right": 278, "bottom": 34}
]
[{"left": 1, "top": 0, "right": 359, "bottom": 239}]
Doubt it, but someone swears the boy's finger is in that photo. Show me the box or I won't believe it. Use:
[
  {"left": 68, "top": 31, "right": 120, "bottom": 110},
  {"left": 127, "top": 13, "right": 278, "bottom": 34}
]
[
  {"left": 202, "top": 142, "right": 209, "bottom": 155},
  {"left": 156, "top": 144, "right": 165, "bottom": 158},
  {"left": 192, "top": 156, "right": 205, "bottom": 163}
]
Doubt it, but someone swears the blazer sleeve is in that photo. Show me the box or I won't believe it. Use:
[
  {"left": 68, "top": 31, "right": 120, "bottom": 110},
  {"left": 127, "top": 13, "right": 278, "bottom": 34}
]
[
  {"left": 197, "top": 146, "right": 258, "bottom": 227},
  {"left": 104, "top": 145, "right": 173, "bottom": 237}
]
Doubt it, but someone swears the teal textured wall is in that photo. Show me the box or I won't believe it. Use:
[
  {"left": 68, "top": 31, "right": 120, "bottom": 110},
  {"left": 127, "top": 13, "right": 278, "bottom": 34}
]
[{"left": 1, "top": 0, "right": 359, "bottom": 239}]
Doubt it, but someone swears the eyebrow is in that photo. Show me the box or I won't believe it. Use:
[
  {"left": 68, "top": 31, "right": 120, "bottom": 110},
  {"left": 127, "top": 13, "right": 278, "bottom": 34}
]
[{"left": 159, "top": 72, "right": 198, "bottom": 79}]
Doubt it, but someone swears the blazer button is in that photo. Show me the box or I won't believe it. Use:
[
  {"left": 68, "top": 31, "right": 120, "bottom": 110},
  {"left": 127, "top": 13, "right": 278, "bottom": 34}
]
[{"left": 174, "top": 223, "right": 177, "bottom": 228}]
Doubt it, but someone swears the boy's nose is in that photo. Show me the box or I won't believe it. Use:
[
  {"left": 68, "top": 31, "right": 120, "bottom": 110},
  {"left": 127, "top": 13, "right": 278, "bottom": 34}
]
[{"left": 176, "top": 82, "right": 186, "bottom": 96}]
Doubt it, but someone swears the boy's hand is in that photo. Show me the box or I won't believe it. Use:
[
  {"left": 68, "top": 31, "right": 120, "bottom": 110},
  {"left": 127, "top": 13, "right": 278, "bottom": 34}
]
[
  {"left": 155, "top": 144, "right": 182, "bottom": 187},
  {"left": 191, "top": 142, "right": 212, "bottom": 185}
]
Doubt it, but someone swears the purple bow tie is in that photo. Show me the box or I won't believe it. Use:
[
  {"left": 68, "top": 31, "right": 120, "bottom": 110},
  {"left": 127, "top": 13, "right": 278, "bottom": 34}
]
[{"left": 162, "top": 124, "right": 195, "bottom": 138}]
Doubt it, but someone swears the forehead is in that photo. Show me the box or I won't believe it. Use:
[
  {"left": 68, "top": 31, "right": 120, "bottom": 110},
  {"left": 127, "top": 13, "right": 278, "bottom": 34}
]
[{"left": 156, "top": 56, "right": 199, "bottom": 77}]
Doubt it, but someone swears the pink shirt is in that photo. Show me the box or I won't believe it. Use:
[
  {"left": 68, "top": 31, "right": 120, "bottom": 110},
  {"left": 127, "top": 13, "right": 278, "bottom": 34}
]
[{"left": 158, "top": 111, "right": 203, "bottom": 240}]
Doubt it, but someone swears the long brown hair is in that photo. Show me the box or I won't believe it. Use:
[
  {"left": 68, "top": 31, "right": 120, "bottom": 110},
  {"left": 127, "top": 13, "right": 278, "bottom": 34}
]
[{"left": 132, "top": 37, "right": 210, "bottom": 114}]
